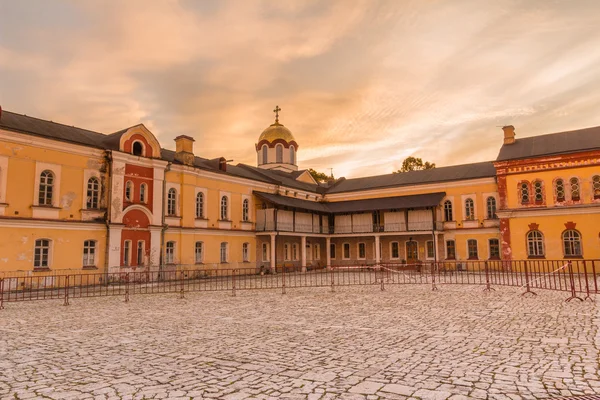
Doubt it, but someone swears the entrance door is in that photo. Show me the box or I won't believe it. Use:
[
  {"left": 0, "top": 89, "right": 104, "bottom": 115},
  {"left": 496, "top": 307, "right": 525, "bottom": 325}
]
[{"left": 406, "top": 241, "right": 418, "bottom": 265}]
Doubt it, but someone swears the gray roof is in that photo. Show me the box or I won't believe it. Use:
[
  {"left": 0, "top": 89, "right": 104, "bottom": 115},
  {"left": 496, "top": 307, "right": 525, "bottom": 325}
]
[
  {"left": 254, "top": 191, "right": 446, "bottom": 213},
  {"left": 496, "top": 125, "right": 600, "bottom": 162},
  {"left": 326, "top": 162, "right": 496, "bottom": 194}
]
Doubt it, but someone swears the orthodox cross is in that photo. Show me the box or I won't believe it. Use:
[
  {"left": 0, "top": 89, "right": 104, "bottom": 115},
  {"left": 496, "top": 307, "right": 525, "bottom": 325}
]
[{"left": 273, "top": 105, "right": 281, "bottom": 124}]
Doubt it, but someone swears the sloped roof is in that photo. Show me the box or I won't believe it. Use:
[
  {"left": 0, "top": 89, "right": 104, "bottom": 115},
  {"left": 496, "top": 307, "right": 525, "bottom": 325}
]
[
  {"left": 326, "top": 162, "right": 496, "bottom": 194},
  {"left": 496, "top": 125, "right": 600, "bottom": 161},
  {"left": 254, "top": 191, "right": 445, "bottom": 213}
]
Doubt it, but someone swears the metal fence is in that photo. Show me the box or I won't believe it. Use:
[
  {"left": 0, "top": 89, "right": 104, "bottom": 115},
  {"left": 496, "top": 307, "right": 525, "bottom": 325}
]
[{"left": 0, "top": 259, "right": 597, "bottom": 309}]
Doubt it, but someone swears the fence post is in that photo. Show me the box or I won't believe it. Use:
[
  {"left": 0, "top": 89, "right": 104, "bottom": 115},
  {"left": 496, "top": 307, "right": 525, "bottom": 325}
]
[
  {"left": 565, "top": 261, "right": 583, "bottom": 302},
  {"left": 380, "top": 267, "right": 385, "bottom": 291},
  {"left": 179, "top": 271, "right": 185, "bottom": 299},
  {"left": 521, "top": 261, "right": 537, "bottom": 297},
  {"left": 124, "top": 272, "right": 130, "bottom": 303},
  {"left": 232, "top": 269, "right": 236, "bottom": 297},
  {"left": 0, "top": 278, "right": 4, "bottom": 310},
  {"left": 483, "top": 261, "right": 495, "bottom": 291},
  {"left": 330, "top": 267, "right": 335, "bottom": 293},
  {"left": 282, "top": 265, "right": 286, "bottom": 295},
  {"left": 583, "top": 261, "right": 593, "bottom": 301},
  {"left": 431, "top": 262, "right": 438, "bottom": 291},
  {"left": 63, "top": 275, "right": 70, "bottom": 306}
]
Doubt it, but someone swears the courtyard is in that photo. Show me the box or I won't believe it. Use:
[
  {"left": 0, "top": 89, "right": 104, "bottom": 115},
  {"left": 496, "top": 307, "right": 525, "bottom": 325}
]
[{"left": 0, "top": 284, "right": 598, "bottom": 400}]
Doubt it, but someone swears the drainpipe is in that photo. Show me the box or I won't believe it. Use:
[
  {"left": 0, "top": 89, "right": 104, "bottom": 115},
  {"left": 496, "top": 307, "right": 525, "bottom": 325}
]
[
  {"left": 159, "top": 162, "right": 172, "bottom": 279},
  {"left": 103, "top": 151, "right": 113, "bottom": 284}
]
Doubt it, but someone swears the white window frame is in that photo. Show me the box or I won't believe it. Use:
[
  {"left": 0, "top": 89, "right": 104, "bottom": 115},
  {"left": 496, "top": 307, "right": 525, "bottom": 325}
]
[
  {"left": 292, "top": 243, "right": 299, "bottom": 261},
  {"left": 357, "top": 242, "right": 366, "bottom": 260},
  {"left": 165, "top": 241, "right": 176, "bottom": 264},
  {"left": 195, "top": 188, "right": 208, "bottom": 218},
  {"left": 563, "top": 230, "right": 582, "bottom": 257},
  {"left": 276, "top": 144, "right": 283, "bottom": 163},
  {"left": 290, "top": 145, "right": 295, "bottom": 165},
  {"left": 219, "top": 192, "right": 231, "bottom": 221},
  {"left": 195, "top": 241, "right": 204, "bottom": 264},
  {"left": 242, "top": 197, "right": 250, "bottom": 222},
  {"left": 342, "top": 242, "right": 351, "bottom": 260},
  {"left": 527, "top": 230, "right": 545, "bottom": 257},
  {"left": 167, "top": 188, "right": 177, "bottom": 216},
  {"left": 83, "top": 240, "right": 97, "bottom": 267},
  {"left": 242, "top": 242, "right": 250, "bottom": 262},
  {"left": 488, "top": 238, "right": 500, "bottom": 259},
  {"left": 262, "top": 145, "right": 268, "bottom": 164},
  {"left": 390, "top": 241, "right": 400, "bottom": 260},
  {"left": 34, "top": 162, "right": 61, "bottom": 207},
  {"left": 140, "top": 183, "right": 148, "bottom": 203},
  {"left": 123, "top": 240, "right": 132, "bottom": 266},
  {"left": 86, "top": 177, "right": 100, "bottom": 209},
  {"left": 445, "top": 239, "right": 456, "bottom": 260},
  {"left": 464, "top": 198, "right": 475, "bottom": 220},
  {"left": 443, "top": 199, "right": 453, "bottom": 222},
  {"left": 125, "top": 181, "right": 134, "bottom": 202},
  {"left": 137, "top": 240, "right": 145, "bottom": 266},
  {"left": 467, "top": 239, "right": 478, "bottom": 260},
  {"left": 220, "top": 242, "right": 229, "bottom": 263},
  {"left": 284, "top": 242, "right": 291, "bottom": 261},
  {"left": 34, "top": 238, "right": 52, "bottom": 269},
  {"left": 262, "top": 242, "right": 270, "bottom": 262}
]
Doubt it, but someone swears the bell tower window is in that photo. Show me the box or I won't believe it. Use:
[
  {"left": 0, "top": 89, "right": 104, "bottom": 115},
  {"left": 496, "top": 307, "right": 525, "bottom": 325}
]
[{"left": 132, "top": 142, "right": 144, "bottom": 156}]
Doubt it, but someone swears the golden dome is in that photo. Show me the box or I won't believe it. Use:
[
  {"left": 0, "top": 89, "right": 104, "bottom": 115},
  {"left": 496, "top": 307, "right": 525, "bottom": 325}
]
[{"left": 258, "top": 122, "right": 296, "bottom": 144}]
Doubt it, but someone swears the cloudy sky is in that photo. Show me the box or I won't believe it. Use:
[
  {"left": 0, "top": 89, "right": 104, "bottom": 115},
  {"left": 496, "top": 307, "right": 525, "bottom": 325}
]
[{"left": 1, "top": 0, "right": 600, "bottom": 178}]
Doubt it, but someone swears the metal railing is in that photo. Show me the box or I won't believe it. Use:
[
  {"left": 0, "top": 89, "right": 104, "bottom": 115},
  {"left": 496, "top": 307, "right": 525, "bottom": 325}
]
[
  {"left": 256, "top": 221, "right": 444, "bottom": 234},
  {"left": 0, "top": 259, "right": 597, "bottom": 308}
]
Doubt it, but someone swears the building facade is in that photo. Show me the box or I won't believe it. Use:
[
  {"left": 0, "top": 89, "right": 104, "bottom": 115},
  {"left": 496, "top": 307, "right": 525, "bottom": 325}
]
[{"left": 0, "top": 105, "right": 598, "bottom": 275}]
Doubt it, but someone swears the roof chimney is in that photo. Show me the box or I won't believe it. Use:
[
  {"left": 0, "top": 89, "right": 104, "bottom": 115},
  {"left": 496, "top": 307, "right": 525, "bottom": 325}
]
[
  {"left": 502, "top": 125, "right": 516, "bottom": 145},
  {"left": 174, "top": 135, "right": 195, "bottom": 166},
  {"left": 218, "top": 157, "right": 227, "bottom": 172}
]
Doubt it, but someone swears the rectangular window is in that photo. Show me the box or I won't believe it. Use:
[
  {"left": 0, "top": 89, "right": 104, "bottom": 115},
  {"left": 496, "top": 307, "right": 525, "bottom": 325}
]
[
  {"left": 220, "top": 242, "right": 228, "bottom": 263},
  {"left": 446, "top": 240, "right": 456, "bottom": 260},
  {"left": 391, "top": 242, "right": 399, "bottom": 259},
  {"left": 262, "top": 243, "right": 269, "bottom": 262},
  {"left": 358, "top": 243, "right": 366, "bottom": 259},
  {"left": 330, "top": 243, "right": 336, "bottom": 260},
  {"left": 83, "top": 240, "right": 96, "bottom": 267},
  {"left": 123, "top": 240, "right": 131, "bottom": 266},
  {"left": 426, "top": 241, "right": 435, "bottom": 259},
  {"left": 489, "top": 239, "right": 500, "bottom": 259},
  {"left": 34, "top": 239, "right": 51, "bottom": 268},
  {"left": 314, "top": 244, "right": 320, "bottom": 260},
  {"left": 467, "top": 239, "right": 478, "bottom": 260},
  {"left": 136, "top": 241, "right": 144, "bottom": 266},
  {"left": 292, "top": 244, "right": 298, "bottom": 261},
  {"left": 165, "top": 241, "right": 175, "bottom": 264},
  {"left": 242, "top": 243, "right": 249, "bottom": 262},
  {"left": 195, "top": 242, "right": 204, "bottom": 264},
  {"left": 343, "top": 243, "right": 350, "bottom": 260},
  {"left": 284, "top": 243, "right": 290, "bottom": 261}
]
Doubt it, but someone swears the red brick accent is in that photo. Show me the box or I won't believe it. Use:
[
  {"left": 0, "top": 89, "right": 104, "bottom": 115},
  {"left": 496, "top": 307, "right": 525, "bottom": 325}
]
[
  {"left": 121, "top": 230, "right": 151, "bottom": 267},
  {"left": 500, "top": 218, "right": 512, "bottom": 260},
  {"left": 122, "top": 209, "right": 150, "bottom": 228},
  {"left": 564, "top": 221, "right": 577, "bottom": 230},
  {"left": 528, "top": 223, "right": 539, "bottom": 231},
  {"left": 123, "top": 164, "right": 154, "bottom": 213},
  {"left": 123, "top": 134, "right": 155, "bottom": 158}
]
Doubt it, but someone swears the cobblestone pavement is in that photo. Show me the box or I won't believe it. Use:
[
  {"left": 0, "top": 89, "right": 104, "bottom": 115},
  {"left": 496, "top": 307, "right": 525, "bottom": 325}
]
[{"left": 0, "top": 285, "right": 598, "bottom": 400}]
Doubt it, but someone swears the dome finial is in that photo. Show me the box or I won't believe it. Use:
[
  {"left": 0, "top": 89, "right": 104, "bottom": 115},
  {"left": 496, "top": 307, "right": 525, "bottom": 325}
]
[{"left": 273, "top": 105, "right": 281, "bottom": 124}]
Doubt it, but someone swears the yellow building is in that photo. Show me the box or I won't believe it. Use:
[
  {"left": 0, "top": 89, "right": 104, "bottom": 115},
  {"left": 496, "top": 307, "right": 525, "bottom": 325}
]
[{"left": 0, "top": 105, "right": 598, "bottom": 275}]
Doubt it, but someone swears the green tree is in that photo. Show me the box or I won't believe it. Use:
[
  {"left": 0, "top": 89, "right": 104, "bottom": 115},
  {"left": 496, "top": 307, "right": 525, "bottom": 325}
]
[
  {"left": 394, "top": 156, "right": 436, "bottom": 173},
  {"left": 308, "top": 168, "right": 333, "bottom": 183}
]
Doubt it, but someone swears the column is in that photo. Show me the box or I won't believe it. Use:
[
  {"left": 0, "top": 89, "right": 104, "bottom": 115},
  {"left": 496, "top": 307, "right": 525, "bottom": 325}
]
[
  {"left": 301, "top": 235, "right": 307, "bottom": 272},
  {"left": 107, "top": 225, "right": 123, "bottom": 274},
  {"left": 375, "top": 235, "right": 381, "bottom": 266},
  {"left": 270, "top": 234, "right": 276, "bottom": 272},
  {"left": 326, "top": 237, "right": 331, "bottom": 270}
]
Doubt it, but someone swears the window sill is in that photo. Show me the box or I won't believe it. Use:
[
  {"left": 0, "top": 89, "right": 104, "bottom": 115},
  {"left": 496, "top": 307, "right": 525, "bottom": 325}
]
[
  {"left": 31, "top": 205, "right": 61, "bottom": 210},
  {"left": 218, "top": 219, "right": 231, "bottom": 222},
  {"left": 564, "top": 256, "right": 583, "bottom": 259},
  {"left": 527, "top": 256, "right": 545, "bottom": 259},
  {"left": 82, "top": 266, "right": 98, "bottom": 270},
  {"left": 166, "top": 215, "right": 181, "bottom": 219},
  {"left": 467, "top": 257, "right": 479, "bottom": 260},
  {"left": 445, "top": 258, "right": 456, "bottom": 261},
  {"left": 240, "top": 220, "right": 253, "bottom": 224},
  {"left": 195, "top": 217, "right": 208, "bottom": 221},
  {"left": 33, "top": 268, "right": 51, "bottom": 272},
  {"left": 488, "top": 257, "right": 501, "bottom": 261}
]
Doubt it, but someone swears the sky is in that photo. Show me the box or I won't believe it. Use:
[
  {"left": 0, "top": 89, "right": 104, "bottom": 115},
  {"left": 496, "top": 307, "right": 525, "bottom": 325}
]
[{"left": 1, "top": 0, "right": 600, "bottom": 178}]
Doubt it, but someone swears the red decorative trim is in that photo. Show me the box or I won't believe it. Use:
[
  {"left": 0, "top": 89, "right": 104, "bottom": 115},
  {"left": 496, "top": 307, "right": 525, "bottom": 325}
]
[
  {"left": 564, "top": 221, "right": 576, "bottom": 230},
  {"left": 528, "top": 222, "right": 539, "bottom": 231}
]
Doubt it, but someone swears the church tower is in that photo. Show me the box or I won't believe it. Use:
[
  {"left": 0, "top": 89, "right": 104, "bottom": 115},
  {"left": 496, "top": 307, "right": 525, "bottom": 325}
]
[{"left": 255, "top": 105, "right": 299, "bottom": 172}]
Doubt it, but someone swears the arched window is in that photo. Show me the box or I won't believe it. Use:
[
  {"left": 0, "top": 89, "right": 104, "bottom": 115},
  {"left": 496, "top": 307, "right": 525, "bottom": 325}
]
[
  {"left": 242, "top": 198, "right": 249, "bottom": 222},
  {"left": 195, "top": 192, "right": 204, "bottom": 218},
  {"left": 570, "top": 177, "right": 580, "bottom": 201},
  {"left": 125, "top": 181, "right": 133, "bottom": 202},
  {"left": 86, "top": 177, "right": 100, "bottom": 209},
  {"left": 132, "top": 141, "right": 144, "bottom": 156},
  {"left": 293, "top": 243, "right": 299, "bottom": 260},
  {"left": 167, "top": 188, "right": 177, "bottom": 216},
  {"left": 533, "top": 180, "right": 543, "bottom": 203},
  {"left": 555, "top": 179, "right": 565, "bottom": 202},
  {"left": 165, "top": 241, "right": 176, "bottom": 264},
  {"left": 34, "top": 239, "right": 51, "bottom": 268},
  {"left": 220, "top": 242, "right": 229, "bottom": 263},
  {"left": 526, "top": 230, "right": 544, "bottom": 257},
  {"left": 140, "top": 183, "right": 147, "bottom": 203},
  {"left": 276, "top": 144, "right": 283, "bottom": 163},
  {"left": 465, "top": 198, "right": 474, "bottom": 220},
  {"left": 262, "top": 145, "right": 268, "bottom": 164},
  {"left": 242, "top": 242, "right": 249, "bottom": 262},
  {"left": 290, "top": 145, "right": 295, "bottom": 165},
  {"left": 39, "top": 170, "right": 54, "bottom": 206},
  {"left": 486, "top": 197, "right": 497, "bottom": 219},
  {"left": 467, "top": 239, "right": 478, "bottom": 259},
  {"left": 520, "top": 182, "right": 530, "bottom": 204},
  {"left": 83, "top": 240, "right": 96, "bottom": 267},
  {"left": 443, "top": 200, "right": 453, "bottom": 222},
  {"left": 220, "top": 196, "right": 228, "bottom": 220},
  {"left": 593, "top": 175, "right": 600, "bottom": 199},
  {"left": 195, "top": 241, "right": 204, "bottom": 264},
  {"left": 563, "top": 230, "right": 582, "bottom": 257}
]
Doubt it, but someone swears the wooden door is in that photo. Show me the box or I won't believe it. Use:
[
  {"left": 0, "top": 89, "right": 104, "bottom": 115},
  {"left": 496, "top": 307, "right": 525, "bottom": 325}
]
[{"left": 406, "top": 241, "right": 418, "bottom": 265}]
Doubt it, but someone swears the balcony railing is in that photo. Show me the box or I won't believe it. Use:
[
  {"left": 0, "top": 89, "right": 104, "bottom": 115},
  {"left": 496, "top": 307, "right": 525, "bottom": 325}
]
[{"left": 256, "top": 221, "right": 444, "bottom": 234}]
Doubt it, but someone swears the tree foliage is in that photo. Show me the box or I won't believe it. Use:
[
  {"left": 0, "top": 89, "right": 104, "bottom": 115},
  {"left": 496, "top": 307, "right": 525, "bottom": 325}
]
[
  {"left": 394, "top": 156, "right": 436, "bottom": 173},
  {"left": 308, "top": 168, "right": 333, "bottom": 183}
]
